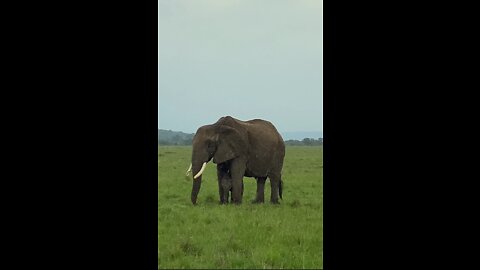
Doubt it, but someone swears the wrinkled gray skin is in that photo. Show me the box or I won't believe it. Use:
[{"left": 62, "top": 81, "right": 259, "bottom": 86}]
[{"left": 190, "top": 116, "right": 285, "bottom": 205}]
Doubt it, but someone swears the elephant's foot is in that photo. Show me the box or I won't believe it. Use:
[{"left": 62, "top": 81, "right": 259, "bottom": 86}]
[
  {"left": 251, "top": 199, "right": 264, "bottom": 204},
  {"left": 231, "top": 199, "right": 242, "bottom": 205},
  {"left": 270, "top": 199, "right": 280, "bottom": 204}
]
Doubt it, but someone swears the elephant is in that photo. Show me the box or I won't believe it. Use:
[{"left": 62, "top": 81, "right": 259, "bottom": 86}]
[{"left": 186, "top": 116, "right": 285, "bottom": 205}]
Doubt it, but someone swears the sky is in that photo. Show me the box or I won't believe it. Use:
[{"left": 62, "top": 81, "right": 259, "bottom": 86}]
[{"left": 158, "top": 0, "right": 322, "bottom": 134}]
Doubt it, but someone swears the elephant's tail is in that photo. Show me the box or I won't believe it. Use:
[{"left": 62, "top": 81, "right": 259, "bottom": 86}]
[{"left": 279, "top": 178, "right": 283, "bottom": 200}]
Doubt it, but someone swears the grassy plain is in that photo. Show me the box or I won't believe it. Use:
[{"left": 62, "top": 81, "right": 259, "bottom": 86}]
[{"left": 158, "top": 145, "right": 323, "bottom": 269}]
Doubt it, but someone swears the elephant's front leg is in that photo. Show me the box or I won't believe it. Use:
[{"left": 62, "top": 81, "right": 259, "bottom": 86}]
[
  {"left": 231, "top": 177, "right": 244, "bottom": 204},
  {"left": 232, "top": 180, "right": 244, "bottom": 203},
  {"left": 253, "top": 177, "right": 266, "bottom": 203},
  {"left": 229, "top": 159, "right": 246, "bottom": 204}
]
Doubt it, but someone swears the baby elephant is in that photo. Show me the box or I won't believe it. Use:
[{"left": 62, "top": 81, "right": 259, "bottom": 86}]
[{"left": 220, "top": 174, "right": 244, "bottom": 204}]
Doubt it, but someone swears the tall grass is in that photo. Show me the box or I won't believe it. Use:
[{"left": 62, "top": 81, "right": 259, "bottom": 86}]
[{"left": 158, "top": 146, "right": 323, "bottom": 269}]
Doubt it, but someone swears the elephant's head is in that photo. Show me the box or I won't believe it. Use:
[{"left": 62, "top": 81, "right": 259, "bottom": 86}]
[{"left": 188, "top": 123, "right": 247, "bottom": 205}]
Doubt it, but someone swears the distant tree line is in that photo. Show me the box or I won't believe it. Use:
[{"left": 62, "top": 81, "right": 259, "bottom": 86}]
[
  {"left": 158, "top": 129, "right": 194, "bottom": 145},
  {"left": 284, "top": 138, "right": 323, "bottom": 146},
  {"left": 158, "top": 129, "right": 323, "bottom": 146},
  {"left": 158, "top": 137, "right": 193, "bottom": 145}
]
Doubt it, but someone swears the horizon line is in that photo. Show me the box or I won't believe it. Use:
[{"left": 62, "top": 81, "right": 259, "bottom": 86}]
[{"left": 158, "top": 128, "right": 323, "bottom": 133}]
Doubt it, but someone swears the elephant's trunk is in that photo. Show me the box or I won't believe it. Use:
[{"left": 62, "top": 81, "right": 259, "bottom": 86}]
[
  {"left": 190, "top": 162, "right": 206, "bottom": 205},
  {"left": 191, "top": 176, "right": 202, "bottom": 205}
]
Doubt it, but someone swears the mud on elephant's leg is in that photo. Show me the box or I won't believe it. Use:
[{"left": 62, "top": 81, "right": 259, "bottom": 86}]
[{"left": 252, "top": 177, "right": 266, "bottom": 203}]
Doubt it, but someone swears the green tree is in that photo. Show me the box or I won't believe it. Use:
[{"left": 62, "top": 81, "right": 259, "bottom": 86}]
[{"left": 302, "top": 138, "right": 312, "bottom": 145}]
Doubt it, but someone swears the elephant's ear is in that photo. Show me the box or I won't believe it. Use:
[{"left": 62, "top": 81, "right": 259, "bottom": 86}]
[{"left": 213, "top": 125, "right": 247, "bottom": 164}]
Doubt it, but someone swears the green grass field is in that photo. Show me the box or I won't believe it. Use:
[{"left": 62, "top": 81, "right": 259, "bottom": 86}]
[{"left": 158, "top": 146, "right": 323, "bottom": 269}]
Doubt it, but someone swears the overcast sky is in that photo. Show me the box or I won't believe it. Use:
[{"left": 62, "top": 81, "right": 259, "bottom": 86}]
[{"left": 158, "top": 0, "right": 322, "bottom": 133}]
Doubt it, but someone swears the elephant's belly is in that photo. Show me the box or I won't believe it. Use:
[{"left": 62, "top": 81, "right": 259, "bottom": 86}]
[{"left": 244, "top": 167, "right": 267, "bottom": 178}]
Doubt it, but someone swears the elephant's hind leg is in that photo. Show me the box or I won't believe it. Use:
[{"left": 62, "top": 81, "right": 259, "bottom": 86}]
[{"left": 269, "top": 174, "right": 281, "bottom": 204}]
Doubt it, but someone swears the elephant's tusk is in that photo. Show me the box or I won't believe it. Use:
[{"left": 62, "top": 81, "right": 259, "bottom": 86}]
[
  {"left": 186, "top": 163, "right": 192, "bottom": 176},
  {"left": 194, "top": 162, "right": 207, "bottom": 179}
]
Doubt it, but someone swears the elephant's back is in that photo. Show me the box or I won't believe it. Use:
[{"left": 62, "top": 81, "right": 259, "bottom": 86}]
[
  {"left": 245, "top": 118, "right": 275, "bottom": 128},
  {"left": 244, "top": 120, "right": 285, "bottom": 176},
  {"left": 217, "top": 116, "right": 285, "bottom": 149},
  {"left": 245, "top": 120, "right": 284, "bottom": 144}
]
